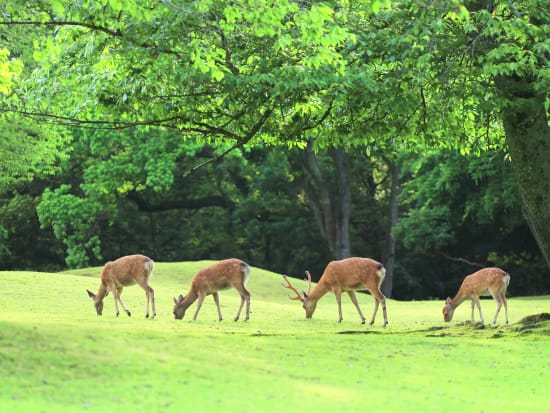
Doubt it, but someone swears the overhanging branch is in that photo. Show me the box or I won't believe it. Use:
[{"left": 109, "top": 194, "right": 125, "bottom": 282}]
[
  {"left": 184, "top": 108, "right": 274, "bottom": 176},
  {"left": 0, "top": 20, "right": 122, "bottom": 37},
  {"left": 0, "top": 108, "right": 241, "bottom": 140}
]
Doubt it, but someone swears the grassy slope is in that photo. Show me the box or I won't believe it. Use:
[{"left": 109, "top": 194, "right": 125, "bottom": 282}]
[{"left": 0, "top": 261, "right": 548, "bottom": 413}]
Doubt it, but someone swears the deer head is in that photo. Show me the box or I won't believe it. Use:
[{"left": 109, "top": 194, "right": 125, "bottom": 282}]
[
  {"left": 281, "top": 271, "right": 315, "bottom": 317},
  {"left": 87, "top": 289, "right": 104, "bottom": 315},
  {"left": 442, "top": 297, "right": 456, "bottom": 322},
  {"left": 173, "top": 294, "right": 190, "bottom": 320}
]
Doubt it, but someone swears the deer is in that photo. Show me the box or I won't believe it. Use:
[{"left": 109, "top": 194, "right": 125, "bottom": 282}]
[
  {"left": 282, "top": 257, "right": 388, "bottom": 326},
  {"left": 173, "top": 258, "right": 251, "bottom": 321},
  {"left": 86, "top": 254, "right": 156, "bottom": 318},
  {"left": 442, "top": 267, "right": 511, "bottom": 324}
]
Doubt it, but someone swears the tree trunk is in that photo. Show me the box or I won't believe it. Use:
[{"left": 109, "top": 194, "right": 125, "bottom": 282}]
[
  {"left": 495, "top": 76, "right": 550, "bottom": 270},
  {"left": 331, "top": 147, "right": 352, "bottom": 259},
  {"left": 303, "top": 141, "right": 335, "bottom": 255},
  {"left": 382, "top": 159, "right": 400, "bottom": 298},
  {"left": 301, "top": 142, "right": 352, "bottom": 260}
]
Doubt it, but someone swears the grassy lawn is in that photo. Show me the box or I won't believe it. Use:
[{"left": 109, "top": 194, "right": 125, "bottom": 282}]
[{"left": 1, "top": 261, "right": 548, "bottom": 412}]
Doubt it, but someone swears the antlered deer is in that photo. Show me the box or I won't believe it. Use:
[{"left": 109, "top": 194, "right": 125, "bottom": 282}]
[
  {"left": 442, "top": 267, "right": 510, "bottom": 324},
  {"left": 282, "top": 257, "right": 388, "bottom": 326},
  {"left": 86, "top": 254, "right": 156, "bottom": 318},
  {"left": 173, "top": 258, "right": 251, "bottom": 321}
]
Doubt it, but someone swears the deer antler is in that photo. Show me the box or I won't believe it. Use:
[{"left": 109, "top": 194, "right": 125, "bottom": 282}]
[{"left": 281, "top": 276, "right": 304, "bottom": 301}]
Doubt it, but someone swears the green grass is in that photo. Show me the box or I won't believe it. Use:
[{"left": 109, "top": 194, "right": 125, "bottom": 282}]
[{"left": 1, "top": 261, "right": 549, "bottom": 413}]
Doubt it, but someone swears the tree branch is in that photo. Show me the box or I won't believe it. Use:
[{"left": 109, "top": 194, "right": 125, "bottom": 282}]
[
  {"left": 440, "top": 253, "right": 484, "bottom": 268},
  {"left": 0, "top": 19, "right": 182, "bottom": 57},
  {"left": 0, "top": 109, "right": 241, "bottom": 140},
  {"left": 184, "top": 108, "right": 274, "bottom": 176},
  {"left": 0, "top": 20, "right": 122, "bottom": 37},
  {"left": 128, "top": 192, "right": 234, "bottom": 212}
]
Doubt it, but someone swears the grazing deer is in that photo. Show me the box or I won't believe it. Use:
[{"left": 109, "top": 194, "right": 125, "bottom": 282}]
[
  {"left": 282, "top": 257, "right": 388, "bottom": 326},
  {"left": 173, "top": 258, "right": 251, "bottom": 321},
  {"left": 442, "top": 267, "right": 511, "bottom": 324},
  {"left": 86, "top": 254, "right": 156, "bottom": 318}
]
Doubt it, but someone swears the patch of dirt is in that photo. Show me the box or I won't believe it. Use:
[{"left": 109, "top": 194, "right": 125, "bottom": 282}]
[
  {"left": 456, "top": 321, "right": 486, "bottom": 329},
  {"left": 426, "top": 326, "right": 446, "bottom": 332},
  {"left": 514, "top": 313, "right": 550, "bottom": 334},
  {"left": 518, "top": 313, "right": 550, "bottom": 324}
]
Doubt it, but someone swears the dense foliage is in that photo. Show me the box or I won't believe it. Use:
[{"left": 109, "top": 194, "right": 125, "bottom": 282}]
[{"left": 0, "top": 0, "right": 548, "bottom": 298}]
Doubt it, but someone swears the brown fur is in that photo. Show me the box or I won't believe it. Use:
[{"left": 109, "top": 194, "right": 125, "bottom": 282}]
[
  {"left": 86, "top": 254, "right": 155, "bottom": 318},
  {"left": 442, "top": 267, "right": 510, "bottom": 324},
  {"left": 284, "top": 257, "right": 388, "bottom": 326},
  {"left": 173, "top": 258, "right": 251, "bottom": 321}
]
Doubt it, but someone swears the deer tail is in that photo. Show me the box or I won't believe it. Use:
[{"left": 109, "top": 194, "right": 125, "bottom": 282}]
[{"left": 241, "top": 261, "right": 251, "bottom": 285}]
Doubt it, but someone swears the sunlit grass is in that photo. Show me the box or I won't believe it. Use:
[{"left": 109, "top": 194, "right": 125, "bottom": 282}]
[{"left": 1, "top": 262, "right": 549, "bottom": 412}]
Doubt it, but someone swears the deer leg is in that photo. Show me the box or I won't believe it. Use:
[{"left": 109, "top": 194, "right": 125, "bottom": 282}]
[
  {"left": 369, "top": 290, "right": 387, "bottom": 327},
  {"left": 334, "top": 290, "right": 343, "bottom": 323},
  {"left": 111, "top": 286, "right": 128, "bottom": 317},
  {"left": 490, "top": 288, "right": 508, "bottom": 325},
  {"left": 232, "top": 283, "right": 251, "bottom": 321},
  {"left": 212, "top": 292, "right": 223, "bottom": 321},
  {"left": 502, "top": 293, "right": 509, "bottom": 324},
  {"left": 380, "top": 296, "right": 388, "bottom": 327},
  {"left": 244, "top": 287, "right": 251, "bottom": 321},
  {"left": 369, "top": 299, "right": 379, "bottom": 325},
  {"left": 112, "top": 290, "right": 120, "bottom": 317},
  {"left": 236, "top": 290, "right": 251, "bottom": 321},
  {"left": 347, "top": 291, "right": 366, "bottom": 324},
  {"left": 136, "top": 278, "right": 155, "bottom": 318},
  {"left": 150, "top": 287, "right": 156, "bottom": 318},
  {"left": 472, "top": 295, "right": 483, "bottom": 323},
  {"left": 108, "top": 283, "right": 119, "bottom": 316},
  {"left": 193, "top": 293, "right": 206, "bottom": 321},
  {"left": 234, "top": 296, "right": 245, "bottom": 321},
  {"left": 116, "top": 287, "right": 131, "bottom": 317},
  {"left": 492, "top": 296, "right": 503, "bottom": 325},
  {"left": 490, "top": 287, "right": 508, "bottom": 325},
  {"left": 144, "top": 285, "right": 155, "bottom": 318}
]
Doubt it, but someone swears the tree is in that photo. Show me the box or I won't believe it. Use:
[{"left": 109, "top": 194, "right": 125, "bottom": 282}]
[
  {"left": 346, "top": 0, "right": 550, "bottom": 271},
  {"left": 1, "top": 0, "right": 549, "bottom": 275},
  {"left": 0, "top": 0, "right": 355, "bottom": 144},
  {"left": 457, "top": 0, "right": 550, "bottom": 268},
  {"left": 394, "top": 149, "right": 548, "bottom": 297}
]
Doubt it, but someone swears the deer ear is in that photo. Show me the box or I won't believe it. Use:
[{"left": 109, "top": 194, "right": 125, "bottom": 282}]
[
  {"left": 446, "top": 297, "right": 452, "bottom": 304},
  {"left": 86, "top": 289, "right": 96, "bottom": 299},
  {"left": 178, "top": 294, "right": 184, "bottom": 302},
  {"left": 173, "top": 297, "right": 178, "bottom": 304},
  {"left": 302, "top": 291, "right": 308, "bottom": 299}
]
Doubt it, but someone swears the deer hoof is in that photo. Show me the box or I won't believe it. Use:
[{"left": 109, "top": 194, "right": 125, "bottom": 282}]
[{"left": 127, "top": 311, "right": 131, "bottom": 317}]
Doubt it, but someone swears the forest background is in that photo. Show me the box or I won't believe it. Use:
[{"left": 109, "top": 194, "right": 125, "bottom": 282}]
[{"left": 0, "top": 0, "right": 549, "bottom": 300}]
